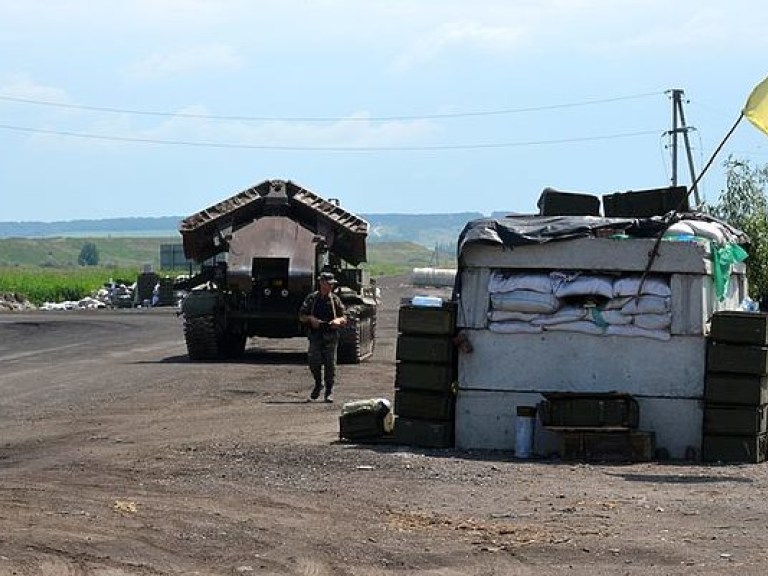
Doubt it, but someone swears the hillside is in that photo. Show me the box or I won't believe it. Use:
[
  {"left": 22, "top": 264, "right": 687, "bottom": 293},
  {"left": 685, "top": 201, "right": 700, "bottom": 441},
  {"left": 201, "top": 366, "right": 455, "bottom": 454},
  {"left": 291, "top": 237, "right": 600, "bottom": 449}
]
[
  {"left": 0, "top": 212, "right": 498, "bottom": 252},
  {"left": 0, "top": 237, "right": 454, "bottom": 275}
]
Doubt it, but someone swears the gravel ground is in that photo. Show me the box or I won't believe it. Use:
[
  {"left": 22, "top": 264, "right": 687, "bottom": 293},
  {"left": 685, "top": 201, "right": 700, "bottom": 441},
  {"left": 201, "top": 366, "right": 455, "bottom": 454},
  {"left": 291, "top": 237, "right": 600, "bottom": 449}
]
[{"left": 1, "top": 276, "right": 768, "bottom": 575}]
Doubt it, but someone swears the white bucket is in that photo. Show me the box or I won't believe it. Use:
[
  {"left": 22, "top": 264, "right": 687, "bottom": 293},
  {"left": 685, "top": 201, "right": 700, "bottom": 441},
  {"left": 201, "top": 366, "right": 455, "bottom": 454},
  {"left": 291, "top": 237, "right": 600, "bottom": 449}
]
[{"left": 514, "top": 406, "right": 536, "bottom": 459}]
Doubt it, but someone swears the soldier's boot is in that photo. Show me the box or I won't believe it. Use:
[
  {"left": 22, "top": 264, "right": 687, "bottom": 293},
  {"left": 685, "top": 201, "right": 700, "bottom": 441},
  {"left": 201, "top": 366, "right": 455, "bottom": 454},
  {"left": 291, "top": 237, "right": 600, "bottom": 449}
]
[{"left": 309, "top": 366, "right": 323, "bottom": 400}]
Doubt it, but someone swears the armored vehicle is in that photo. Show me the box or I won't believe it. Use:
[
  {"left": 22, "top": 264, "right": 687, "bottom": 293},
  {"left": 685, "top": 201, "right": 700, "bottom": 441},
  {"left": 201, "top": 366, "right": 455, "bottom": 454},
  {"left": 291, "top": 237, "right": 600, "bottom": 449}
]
[{"left": 177, "top": 179, "right": 378, "bottom": 363}]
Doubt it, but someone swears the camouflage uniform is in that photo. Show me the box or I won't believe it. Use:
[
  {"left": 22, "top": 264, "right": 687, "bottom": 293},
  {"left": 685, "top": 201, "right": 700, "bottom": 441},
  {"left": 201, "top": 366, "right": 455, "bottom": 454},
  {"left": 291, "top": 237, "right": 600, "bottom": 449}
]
[{"left": 299, "top": 290, "right": 346, "bottom": 401}]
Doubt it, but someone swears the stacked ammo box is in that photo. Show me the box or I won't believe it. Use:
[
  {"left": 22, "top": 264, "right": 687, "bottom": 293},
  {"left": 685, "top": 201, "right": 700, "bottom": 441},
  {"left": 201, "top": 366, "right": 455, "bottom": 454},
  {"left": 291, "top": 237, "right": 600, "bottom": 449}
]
[
  {"left": 539, "top": 392, "right": 655, "bottom": 462},
  {"left": 703, "top": 311, "right": 768, "bottom": 463},
  {"left": 393, "top": 300, "right": 457, "bottom": 448}
]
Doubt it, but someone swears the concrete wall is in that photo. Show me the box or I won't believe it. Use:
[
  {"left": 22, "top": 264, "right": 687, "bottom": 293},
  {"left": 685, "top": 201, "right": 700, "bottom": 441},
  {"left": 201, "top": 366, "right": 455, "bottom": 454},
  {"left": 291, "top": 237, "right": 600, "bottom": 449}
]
[{"left": 454, "top": 238, "right": 746, "bottom": 460}]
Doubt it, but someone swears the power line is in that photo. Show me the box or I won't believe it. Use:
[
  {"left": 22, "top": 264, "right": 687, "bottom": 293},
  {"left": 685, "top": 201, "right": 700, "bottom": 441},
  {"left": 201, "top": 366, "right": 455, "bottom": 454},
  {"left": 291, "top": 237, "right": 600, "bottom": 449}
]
[
  {"left": 0, "top": 122, "right": 663, "bottom": 151},
  {"left": 0, "top": 91, "right": 664, "bottom": 122}
]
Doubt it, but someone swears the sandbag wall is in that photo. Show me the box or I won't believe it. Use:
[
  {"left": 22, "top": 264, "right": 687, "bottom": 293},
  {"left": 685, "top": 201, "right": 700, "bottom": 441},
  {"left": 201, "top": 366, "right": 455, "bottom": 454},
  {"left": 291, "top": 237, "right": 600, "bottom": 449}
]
[
  {"left": 703, "top": 311, "right": 768, "bottom": 463},
  {"left": 393, "top": 302, "right": 457, "bottom": 448}
]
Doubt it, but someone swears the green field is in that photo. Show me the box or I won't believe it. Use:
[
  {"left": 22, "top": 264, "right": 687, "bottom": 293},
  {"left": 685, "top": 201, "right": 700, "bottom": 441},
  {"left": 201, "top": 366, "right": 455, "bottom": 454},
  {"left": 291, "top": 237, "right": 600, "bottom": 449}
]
[{"left": 0, "top": 237, "right": 455, "bottom": 305}]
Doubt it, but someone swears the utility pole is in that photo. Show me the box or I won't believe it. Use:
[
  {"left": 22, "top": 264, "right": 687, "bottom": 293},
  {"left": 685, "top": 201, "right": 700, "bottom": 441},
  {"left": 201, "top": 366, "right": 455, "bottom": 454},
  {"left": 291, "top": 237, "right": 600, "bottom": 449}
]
[{"left": 667, "top": 89, "right": 701, "bottom": 207}]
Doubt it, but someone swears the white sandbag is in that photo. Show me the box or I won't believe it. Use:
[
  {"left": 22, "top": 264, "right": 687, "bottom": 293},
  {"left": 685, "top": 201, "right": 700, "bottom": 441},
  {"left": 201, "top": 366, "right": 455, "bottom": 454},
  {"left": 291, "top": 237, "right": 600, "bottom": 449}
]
[
  {"left": 684, "top": 220, "right": 726, "bottom": 244},
  {"left": 613, "top": 275, "right": 671, "bottom": 298},
  {"left": 489, "top": 272, "right": 553, "bottom": 294},
  {"left": 606, "top": 324, "right": 671, "bottom": 341},
  {"left": 531, "top": 306, "right": 586, "bottom": 326},
  {"left": 603, "top": 297, "right": 632, "bottom": 310},
  {"left": 621, "top": 295, "right": 670, "bottom": 315},
  {"left": 490, "top": 290, "right": 561, "bottom": 314},
  {"left": 664, "top": 221, "right": 695, "bottom": 236},
  {"left": 488, "top": 310, "right": 541, "bottom": 322},
  {"left": 542, "top": 320, "right": 605, "bottom": 335},
  {"left": 633, "top": 312, "right": 672, "bottom": 330},
  {"left": 594, "top": 309, "right": 633, "bottom": 325},
  {"left": 552, "top": 273, "right": 614, "bottom": 299},
  {"left": 488, "top": 321, "right": 544, "bottom": 334}
]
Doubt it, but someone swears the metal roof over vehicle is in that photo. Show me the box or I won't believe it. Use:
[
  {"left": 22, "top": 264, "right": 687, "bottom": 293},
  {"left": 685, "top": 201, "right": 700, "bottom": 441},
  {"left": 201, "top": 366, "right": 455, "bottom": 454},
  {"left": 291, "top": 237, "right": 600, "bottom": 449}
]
[{"left": 179, "top": 179, "right": 369, "bottom": 265}]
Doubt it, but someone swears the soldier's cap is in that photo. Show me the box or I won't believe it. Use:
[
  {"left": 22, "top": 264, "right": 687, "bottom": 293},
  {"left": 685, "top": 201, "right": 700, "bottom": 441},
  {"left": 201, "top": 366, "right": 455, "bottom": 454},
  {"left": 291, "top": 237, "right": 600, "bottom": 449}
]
[{"left": 318, "top": 272, "right": 338, "bottom": 284}]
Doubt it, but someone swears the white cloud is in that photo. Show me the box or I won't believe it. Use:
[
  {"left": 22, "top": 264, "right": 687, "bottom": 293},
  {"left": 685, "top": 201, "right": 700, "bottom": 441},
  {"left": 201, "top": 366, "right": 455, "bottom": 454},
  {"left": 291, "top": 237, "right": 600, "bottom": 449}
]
[
  {"left": 394, "top": 22, "right": 526, "bottom": 70},
  {"left": 128, "top": 44, "right": 244, "bottom": 80},
  {"left": 0, "top": 74, "right": 68, "bottom": 101},
  {"left": 141, "top": 108, "right": 442, "bottom": 149}
]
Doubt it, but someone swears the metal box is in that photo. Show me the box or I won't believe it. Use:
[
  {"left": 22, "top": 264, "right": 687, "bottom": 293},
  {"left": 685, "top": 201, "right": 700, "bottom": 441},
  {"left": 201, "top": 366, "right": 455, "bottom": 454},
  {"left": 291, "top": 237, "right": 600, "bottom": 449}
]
[
  {"left": 394, "top": 417, "right": 454, "bottom": 449},
  {"left": 701, "top": 434, "right": 768, "bottom": 463},
  {"left": 537, "top": 188, "right": 601, "bottom": 217},
  {"left": 394, "top": 389, "right": 455, "bottom": 421},
  {"left": 558, "top": 430, "right": 655, "bottom": 462},
  {"left": 398, "top": 304, "right": 456, "bottom": 336},
  {"left": 704, "top": 404, "right": 768, "bottom": 436},
  {"left": 602, "top": 186, "right": 688, "bottom": 218},
  {"left": 396, "top": 335, "right": 455, "bottom": 364},
  {"left": 707, "top": 341, "right": 768, "bottom": 375},
  {"left": 395, "top": 361, "right": 455, "bottom": 393},
  {"left": 538, "top": 392, "right": 640, "bottom": 429},
  {"left": 705, "top": 373, "right": 768, "bottom": 406},
  {"left": 710, "top": 311, "right": 768, "bottom": 346}
]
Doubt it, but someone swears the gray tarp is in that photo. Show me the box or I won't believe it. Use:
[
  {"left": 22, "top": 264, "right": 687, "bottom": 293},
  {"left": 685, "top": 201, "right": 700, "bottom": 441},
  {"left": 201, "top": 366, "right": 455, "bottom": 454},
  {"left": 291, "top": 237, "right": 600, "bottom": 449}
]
[{"left": 457, "top": 213, "right": 748, "bottom": 258}]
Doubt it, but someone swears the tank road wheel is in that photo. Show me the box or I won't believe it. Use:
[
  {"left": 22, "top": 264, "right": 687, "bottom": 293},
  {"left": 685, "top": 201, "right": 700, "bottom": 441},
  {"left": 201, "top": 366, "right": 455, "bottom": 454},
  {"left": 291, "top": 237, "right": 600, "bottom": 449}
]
[{"left": 183, "top": 315, "right": 219, "bottom": 361}]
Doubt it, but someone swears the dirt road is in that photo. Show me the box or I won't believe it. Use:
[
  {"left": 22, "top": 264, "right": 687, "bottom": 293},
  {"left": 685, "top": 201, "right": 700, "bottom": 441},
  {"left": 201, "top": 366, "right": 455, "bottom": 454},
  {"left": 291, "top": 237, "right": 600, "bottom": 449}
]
[{"left": 2, "top": 276, "right": 768, "bottom": 575}]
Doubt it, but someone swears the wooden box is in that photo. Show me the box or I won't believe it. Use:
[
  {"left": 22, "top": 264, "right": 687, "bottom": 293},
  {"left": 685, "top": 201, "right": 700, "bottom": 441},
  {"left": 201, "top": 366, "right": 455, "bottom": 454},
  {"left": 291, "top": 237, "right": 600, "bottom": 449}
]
[
  {"left": 710, "top": 311, "right": 768, "bottom": 346},
  {"left": 705, "top": 373, "right": 768, "bottom": 406},
  {"left": 396, "top": 334, "right": 455, "bottom": 364},
  {"left": 395, "top": 361, "right": 455, "bottom": 393},
  {"left": 394, "top": 417, "right": 454, "bottom": 449},
  {"left": 701, "top": 434, "right": 768, "bottom": 463},
  {"left": 398, "top": 304, "right": 456, "bottom": 336},
  {"left": 394, "top": 389, "right": 455, "bottom": 421},
  {"left": 704, "top": 404, "right": 768, "bottom": 436},
  {"left": 707, "top": 341, "right": 768, "bottom": 375},
  {"left": 558, "top": 430, "right": 655, "bottom": 462},
  {"left": 538, "top": 392, "right": 639, "bottom": 429}
]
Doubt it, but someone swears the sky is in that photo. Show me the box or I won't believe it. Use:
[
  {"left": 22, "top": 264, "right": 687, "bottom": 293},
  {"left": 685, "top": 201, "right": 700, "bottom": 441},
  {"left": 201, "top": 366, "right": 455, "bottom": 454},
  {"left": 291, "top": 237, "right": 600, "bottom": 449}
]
[{"left": 1, "top": 0, "right": 768, "bottom": 223}]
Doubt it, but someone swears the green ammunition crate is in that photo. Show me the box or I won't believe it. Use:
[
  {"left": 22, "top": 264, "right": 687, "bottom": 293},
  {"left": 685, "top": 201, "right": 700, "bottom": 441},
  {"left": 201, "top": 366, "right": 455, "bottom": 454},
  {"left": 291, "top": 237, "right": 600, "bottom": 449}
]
[
  {"left": 398, "top": 304, "right": 456, "bottom": 336},
  {"left": 395, "top": 361, "right": 456, "bottom": 393},
  {"left": 394, "top": 389, "right": 455, "bottom": 421},
  {"left": 338, "top": 400, "right": 391, "bottom": 441},
  {"left": 704, "top": 404, "right": 768, "bottom": 436},
  {"left": 710, "top": 311, "right": 768, "bottom": 346},
  {"left": 702, "top": 433, "right": 768, "bottom": 463},
  {"left": 558, "top": 430, "right": 655, "bottom": 462},
  {"left": 394, "top": 417, "right": 454, "bottom": 449},
  {"left": 707, "top": 341, "right": 768, "bottom": 375},
  {"left": 705, "top": 373, "right": 768, "bottom": 406},
  {"left": 396, "top": 334, "right": 455, "bottom": 364},
  {"left": 538, "top": 392, "right": 640, "bottom": 429}
]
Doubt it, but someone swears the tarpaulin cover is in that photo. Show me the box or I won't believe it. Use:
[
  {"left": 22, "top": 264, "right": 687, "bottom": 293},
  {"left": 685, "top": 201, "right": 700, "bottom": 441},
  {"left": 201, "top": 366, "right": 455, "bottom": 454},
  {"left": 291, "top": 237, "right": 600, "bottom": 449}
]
[{"left": 457, "top": 213, "right": 749, "bottom": 258}]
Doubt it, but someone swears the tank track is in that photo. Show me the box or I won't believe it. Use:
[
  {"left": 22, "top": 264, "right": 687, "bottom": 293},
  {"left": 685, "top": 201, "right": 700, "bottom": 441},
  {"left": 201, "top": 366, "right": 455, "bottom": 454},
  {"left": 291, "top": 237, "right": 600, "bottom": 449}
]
[
  {"left": 338, "top": 313, "right": 375, "bottom": 364},
  {"left": 183, "top": 315, "right": 220, "bottom": 361}
]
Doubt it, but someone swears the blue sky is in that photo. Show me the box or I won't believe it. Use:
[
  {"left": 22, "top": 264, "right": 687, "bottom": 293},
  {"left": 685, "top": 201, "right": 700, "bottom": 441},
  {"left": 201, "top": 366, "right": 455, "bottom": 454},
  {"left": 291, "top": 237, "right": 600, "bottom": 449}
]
[{"left": 1, "top": 0, "right": 767, "bottom": 222}]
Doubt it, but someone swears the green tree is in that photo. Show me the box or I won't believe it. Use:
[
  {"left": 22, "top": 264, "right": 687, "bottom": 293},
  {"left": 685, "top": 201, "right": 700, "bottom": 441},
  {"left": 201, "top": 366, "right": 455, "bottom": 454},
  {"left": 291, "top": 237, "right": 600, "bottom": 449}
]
[
  {"left": 77, "top": 242, "right": 100, "bottom": 266},
  {"left": 710, "top": 157, "right": 768, "bottom": 300}
]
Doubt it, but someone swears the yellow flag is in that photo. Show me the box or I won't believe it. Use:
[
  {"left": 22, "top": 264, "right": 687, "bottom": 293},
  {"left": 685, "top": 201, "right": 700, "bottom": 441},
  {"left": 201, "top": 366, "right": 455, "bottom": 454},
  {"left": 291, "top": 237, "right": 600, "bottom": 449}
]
[{"left": 744, "top": 76, "right": 768, "bottom": 136}]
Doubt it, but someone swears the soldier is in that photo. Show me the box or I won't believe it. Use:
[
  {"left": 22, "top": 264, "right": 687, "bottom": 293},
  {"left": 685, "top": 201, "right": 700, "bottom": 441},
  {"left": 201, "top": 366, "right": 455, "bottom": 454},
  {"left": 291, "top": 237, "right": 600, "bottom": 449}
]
[{"left": 299, "top": 272, "right": 347, "bottom": 402}]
